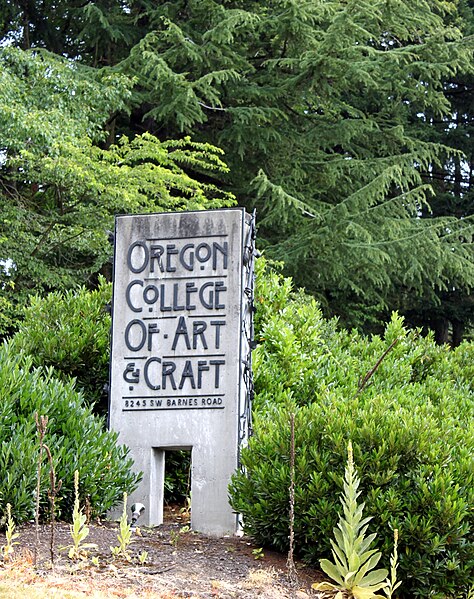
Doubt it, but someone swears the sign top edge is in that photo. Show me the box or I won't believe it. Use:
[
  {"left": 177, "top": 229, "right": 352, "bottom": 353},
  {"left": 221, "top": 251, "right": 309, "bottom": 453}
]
[{"left": 115, "top": 207, "right": 247, "bottom": 222}]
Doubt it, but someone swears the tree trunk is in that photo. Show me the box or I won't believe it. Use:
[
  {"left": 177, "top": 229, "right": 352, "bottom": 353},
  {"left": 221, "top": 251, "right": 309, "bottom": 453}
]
[
  {"left": 433, "top": 317, "right": 450, "bottom": 345},
  {"left": 451, "top": 320, "right": 465, "bottom": 348}
]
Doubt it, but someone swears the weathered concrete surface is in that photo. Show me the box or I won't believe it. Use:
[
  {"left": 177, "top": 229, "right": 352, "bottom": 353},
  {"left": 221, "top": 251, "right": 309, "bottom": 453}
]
[{"left": 109, "top": 209, "right": 250, "bottom": 535}]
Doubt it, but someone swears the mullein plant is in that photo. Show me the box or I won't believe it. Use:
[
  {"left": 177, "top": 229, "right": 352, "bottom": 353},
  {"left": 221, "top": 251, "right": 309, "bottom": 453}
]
[
  {"left": 110, "top": 493, "right": 134, "bottom": 561},
  {"left": 384, "top": 529, "right": 401, "bottom": 599},
  {"left": 313, "top": 442, "right": 400, "bottom": 599},
  {"left": 1, "top": 503, "right": 19, "bottom": 561},
  {"left": 65, "top": 470, "right": 97, "bottom": 560}
]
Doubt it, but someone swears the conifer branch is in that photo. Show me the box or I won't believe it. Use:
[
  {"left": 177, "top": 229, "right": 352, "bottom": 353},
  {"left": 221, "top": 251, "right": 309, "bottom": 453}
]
[{"left": 198, "top": 102, "right": 227, "bottom": 112}]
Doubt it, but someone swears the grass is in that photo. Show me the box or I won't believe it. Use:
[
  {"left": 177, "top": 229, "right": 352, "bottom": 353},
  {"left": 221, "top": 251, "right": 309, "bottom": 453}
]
[
  {"left": 0, "top": 581, "right": 114, "bottom": 598},
  {"left": 0, "top": 557, "right": 167, "bottom": 599},
  {"left": 0, "top": 578, "right": 175, "bottom": 598}
]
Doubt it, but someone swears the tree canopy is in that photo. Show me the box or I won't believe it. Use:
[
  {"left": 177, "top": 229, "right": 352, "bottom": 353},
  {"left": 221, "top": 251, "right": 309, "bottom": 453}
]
[
  {"left": 0, "top": 46, "right": 234, "bottom": 334},
  {"left": 1, "top": 0, "right": 473, "bottom": 340}
]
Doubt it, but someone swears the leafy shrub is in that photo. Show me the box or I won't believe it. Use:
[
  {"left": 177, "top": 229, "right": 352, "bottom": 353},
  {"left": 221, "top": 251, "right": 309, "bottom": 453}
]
[
  {"left": 10, "top": 280, "right": 190, "bottom": 506},
  {"left": 0, "top": 342, "right": 140, "bottom": 522},
  {"left": 10, "top": 279, "right": 112, "bottom": 414},
  {"left": 164, "top": 450, "right": 191, "bottom": 505},
  {"left": 230, "top": 259, "right": 474, "bottom": 598}
]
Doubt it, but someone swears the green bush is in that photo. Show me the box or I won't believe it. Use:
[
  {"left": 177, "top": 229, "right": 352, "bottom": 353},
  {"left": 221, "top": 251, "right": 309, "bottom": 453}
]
[
  {"left": 229, "top": 259, "right": 474, "bottom": 598},
  {"left": 10, "top": 278, "right": 112, "bottom": 414},
  {"left": 0, "top": 342, "right": 140, "bottom": 522},
  {"left": 9, "top": 280, "right": 190, "bottom": 507}
]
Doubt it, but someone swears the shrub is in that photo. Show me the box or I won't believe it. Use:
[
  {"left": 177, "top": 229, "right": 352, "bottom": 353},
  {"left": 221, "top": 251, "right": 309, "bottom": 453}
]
[
  {"left": 9, "top": 280, "right": 190, "bottom": 508},
  {"left": 10, "top": 278, "right": 112, "bottom": 414},
  {"left": 0, "top": 342, "right": 140, "bottom": 522},
  {"left": 10, "top": 278, "right": 196, "bottom": 503},
  {"left": 229, "top": 260, "right": 474, "bottom": 598}
]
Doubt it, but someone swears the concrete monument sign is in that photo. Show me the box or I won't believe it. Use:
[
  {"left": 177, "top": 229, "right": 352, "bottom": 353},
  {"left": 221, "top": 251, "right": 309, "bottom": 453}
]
[{"left": 109, "top": 208, "right": 255, "bottom": 535}]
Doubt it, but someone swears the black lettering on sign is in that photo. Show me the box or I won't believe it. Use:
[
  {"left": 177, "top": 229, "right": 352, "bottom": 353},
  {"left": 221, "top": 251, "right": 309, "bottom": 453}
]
[
  {"left": 185, "top": 282, "right": 197, "bottom": 310},
  {"left": 150, "top": 245, "right": 164, "bottom": 273},
  {"left": 201, "top": 397, "right": 223, "bottom": 406},
  {"left": 138, "top": 358, "right": 225, "bottom": 391},
  {"left": 210, "top": 321, "right": 225, "bottom": 349},
  {"left": 126, "top": 280, "right": 226, "bottom": 313},
  {"left": 179, "top": 244, "right": 195, "bottom": 271},
  {"left": 172, "top": 316, "right": 191, "bottom": 350},
  {"left": 192, "top": 321, "right": 208, "bottom": 349},
  {"left": 214, "top": 281, "right": 226, "bottom": 309},
  {"left": 179, "top": 360, "right": 196, "bottom": 389},
  {"left": 173, "top": 284, "right": 184, "bottom": 311},
  {"left": 213, "top": 242, "right": 228, "bottom": 270},
  {"left": 144, "top": 356, "right": 161, "bottom": 390},
  {"left": 166, "top": 244, "right": 178, "bottom": 272},
  {"left": 197, "top": 361, "right": 209, "bottom": 387},
  {"left": 124, "top": 320, "right": 160, "bottom": 352},
  {"left": 126, "top": 280, "right": 143, "bottom": 313},
  {"left": 123, "top": 363, "right": 140, "bottom": 384},
  {"left": 143, "top": 284, "right": 158, "bottom": 305},
  {"left": 125, "top": 320, "right": 146, "bottom": 351},
  {"left": 210, "top": 359, "right": 225, "bottom": 388},
  {"left": 127, "top": 241, "right": 148, "bottom": 273},
  {"left": 171, "top": 318, "right": 211, "bottom": 350},
  {"left": 162, "top": 361, "right": 177, "bottom": 390},
  {"left": 147, "top": 323, "right": 160, "bottom": 351},
  {"left": 123, "top": 396, "right": 224, "bottom": 410},
  {"left": 126, "top": 240, "right": 229, "bottom": 275},
  {"left": 160, "top": 284, "right": 172, "bottom": 312}
]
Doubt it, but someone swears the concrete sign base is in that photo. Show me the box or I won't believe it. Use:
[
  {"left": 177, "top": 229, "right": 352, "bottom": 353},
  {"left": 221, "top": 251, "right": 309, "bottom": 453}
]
[{"left": 109, "top": 209, "right": 255, "bottom": 535}]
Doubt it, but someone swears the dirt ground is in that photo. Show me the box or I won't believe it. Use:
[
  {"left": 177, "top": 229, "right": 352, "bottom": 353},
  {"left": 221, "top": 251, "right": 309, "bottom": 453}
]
[{"left": 0, "top": 508, "right": 326, "bottom": 598}]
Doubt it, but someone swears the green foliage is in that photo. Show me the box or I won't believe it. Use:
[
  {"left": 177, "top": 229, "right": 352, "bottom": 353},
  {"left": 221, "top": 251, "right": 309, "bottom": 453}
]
[
  {"left": 10, "top": 279, "right": 112, "bottom": 411},
  {"left": 11, "top": 283, "right": 193, "bottom": 501},
  {"left": 0, "top": 46, "right": 131, "bottom": 151},
  {"left": 1, "top": 2, "right": 474, "bottom": 339},
  {"left": 97, "top": 0, "right": 474, "bottom": 336},
  {"left": 313, "top": 442, "right": 390, "bottom": 599},
  {"left": 0, "top": 46, "right": 234, "bottom": 335},
  {"left": 0, "top": 342, "right": 140, "bottom": 523},
  {"left": 385, "top": 530, "right": 402, "bottom": 599},
  {"left": 164, "top": 450, "right": 191, "bottom": 505},
  {"left": 229, "top": 260, "right": 474, "bottom": 598}
]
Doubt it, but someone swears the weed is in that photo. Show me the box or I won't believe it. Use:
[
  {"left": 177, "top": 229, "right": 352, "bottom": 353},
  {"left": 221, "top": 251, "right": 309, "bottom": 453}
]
[
  {"left": 245, "top": 567, "right": 277, "bottom": 588},
  {"left": 1, "top": 503, "right": 20, "bottom": 561},
  {"left": 179, "top": 496, "right": 191, "bottom": 520},
  {"left": 312, "top": 441, "right": 395, "bottom": 599},
  {"left": 62, "top": 470, "right": 97, "bottom": 560},
  {"left": 384, "top": 529, "right": 401, "bottom": 599},
  {"left": 169, "top": 524, "right": 190, "bottom": 547},
  {"left": 169, "top": 529, "right": 180, "bottom": 547},
  {"left": 44, "top": 443, "right": 62, "bottom": 566},
  {"left": 34, "top": 413, "right": 48, "bottom": 566},
  {"left": 287, "top": 411, "right": 298, "bottom": 583},
  {"left": 110, "top": 493, "right": 133, "bottom": 561},
  {"left": 252, "top": 547, "right": 265, "bottom": 560}
]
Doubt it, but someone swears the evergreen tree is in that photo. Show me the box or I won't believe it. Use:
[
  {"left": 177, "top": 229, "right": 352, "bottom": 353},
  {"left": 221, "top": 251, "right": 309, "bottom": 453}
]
[
  {"left": 1, "top": 1, "right": 473, "bottom": 339},
  {"left": 403, "top": 0, "right": 474, "bottom": 343},
  {"left": 115, "top": 0, "right": 474, "bottom": 336}
]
